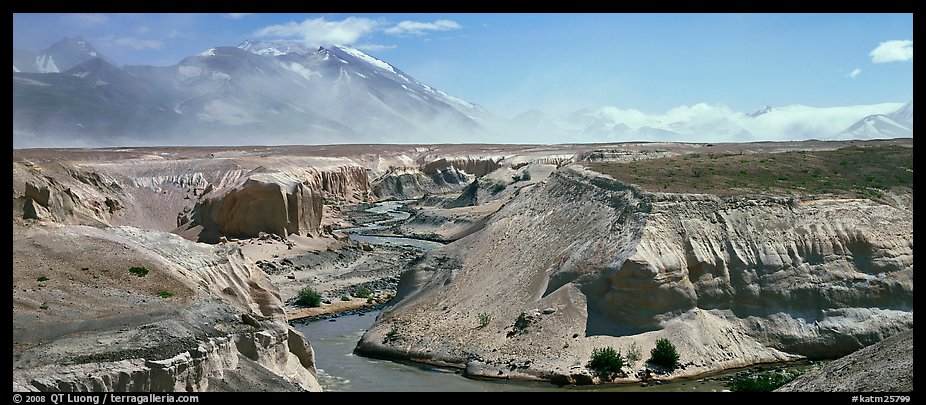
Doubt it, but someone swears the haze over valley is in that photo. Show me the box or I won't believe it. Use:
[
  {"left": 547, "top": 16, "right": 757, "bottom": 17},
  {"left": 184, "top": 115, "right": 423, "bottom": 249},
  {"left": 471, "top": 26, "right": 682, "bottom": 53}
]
[{"left": 12, "top": 13, "right": 913, "bottom": 393}]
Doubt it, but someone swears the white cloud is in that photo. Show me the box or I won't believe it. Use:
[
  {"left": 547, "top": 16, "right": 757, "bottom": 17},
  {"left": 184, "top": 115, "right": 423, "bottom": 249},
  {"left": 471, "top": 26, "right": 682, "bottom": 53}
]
[
  {"left": 109, "top": 36, "right": 163, "bottom": 50},
  {"left": 847, "top": 68, "right": 861, "bottom": 79},
  {"left": 384, "top": 19, "right": 461, "bottom": 36},
  {"left": 135, "top": 25, "right": 151, "bottom": 34},
  {"left": 255, "top": 17, "right": 380, "bottom": 47},
  {"left": 561, "top": 102, "right": 906, "bottom": 142},
  {"left": 355, "top": 43, "right": 396, "bottom": 52},
  {"left": 226, "top": 13, "right": 253, "bottom": 20},
  {"left": 870, "top": 40, "right": 913, "bottom": 63},
  {"left": 64, "top": 13, "right": 108, "bottom": 27}
]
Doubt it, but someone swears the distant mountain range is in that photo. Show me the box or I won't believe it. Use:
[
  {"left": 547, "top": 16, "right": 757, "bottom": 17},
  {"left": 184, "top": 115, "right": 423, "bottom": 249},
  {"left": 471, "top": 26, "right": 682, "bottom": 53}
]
[
  {"left": 13, "top": 37, "right": 491, "bottom": 147},
  {"left": 12, "top": 37, "right": 913, "bottom": 148}
]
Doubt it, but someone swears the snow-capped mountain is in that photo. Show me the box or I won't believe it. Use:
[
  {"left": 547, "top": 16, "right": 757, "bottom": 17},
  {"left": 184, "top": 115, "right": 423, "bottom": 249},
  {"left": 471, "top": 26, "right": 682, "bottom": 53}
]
[
  {"left": 888, "top": 100, "right": 913, "bottom": 128},
  {"left": 13, "top": 38, "right": 491, "bottom": 147},
  {"left": 13, "top": 36, "right": 114, "bottom": 73},
  {"left": 836, "top": 101, "right": 913, "bottom": 140},
  {"left": 11, "top": 36, "right": 913, "bottom": 148},
  {"left": 545, "top": 102, "right": 909, "bottom": 143}
]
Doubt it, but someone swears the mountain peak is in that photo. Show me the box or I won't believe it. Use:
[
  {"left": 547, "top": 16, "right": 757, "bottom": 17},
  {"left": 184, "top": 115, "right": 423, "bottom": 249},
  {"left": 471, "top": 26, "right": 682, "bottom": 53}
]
[
  {"left": 327, "top": 45, "right": 397, "bottom": 74},
  {"left": 14, "top": 36, "right": 112, "bottom": 73},
  {"left": 237, "top": 39, "right": 309, "bottom": 56},
  {"left": 747, "top": 105, "right": 776, "bottom": 118}
]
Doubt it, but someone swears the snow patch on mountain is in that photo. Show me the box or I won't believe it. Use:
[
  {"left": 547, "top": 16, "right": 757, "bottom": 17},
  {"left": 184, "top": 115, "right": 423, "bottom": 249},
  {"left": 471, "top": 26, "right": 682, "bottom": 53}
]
[{"left": 332, "top": 45, "right": 396, "bottom": 74}]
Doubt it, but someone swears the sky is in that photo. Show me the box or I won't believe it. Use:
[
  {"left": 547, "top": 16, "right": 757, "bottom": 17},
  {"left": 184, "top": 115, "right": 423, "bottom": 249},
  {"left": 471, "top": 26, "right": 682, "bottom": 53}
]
[{"left": 12, "top": 13, "right": 914, "bottom": 118}]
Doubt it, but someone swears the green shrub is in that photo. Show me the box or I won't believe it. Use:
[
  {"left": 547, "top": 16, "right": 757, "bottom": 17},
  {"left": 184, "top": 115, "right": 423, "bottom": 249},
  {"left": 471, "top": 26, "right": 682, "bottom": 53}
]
[
  {"left": 37, "top": 276, "right": 49, "bottom": 282},
  {"left": 385, "top": 324, "right": 399, "bottom": 340},
  {"left": 156, "top": 291, "right": 173, "bottom": 299},
  {"left": 354, "top": 286, "right": 372, "bottom": 299},
  {"left": 589, "top": 347, "right": 624, "bottom": 374},
  {"left": 730, "top": 370, "right": 800, "bottom": 392},
  {"left": 129, "top": 266, "right": 149, "bottom": 277},
  {"left": 340, "top": 295, "right": 351, "bottom": 301},
  {"left": 477, "top": 312, "right": 491, "bottom": 328},
  {"left": 491, "top": 183, "right": 506, "bottom": 194},
  {"left": 649, "top": 338, "right": 680, "bottom": 370},
  {"left": 297, "top": 286, "right": 322, "bottom": 307}
]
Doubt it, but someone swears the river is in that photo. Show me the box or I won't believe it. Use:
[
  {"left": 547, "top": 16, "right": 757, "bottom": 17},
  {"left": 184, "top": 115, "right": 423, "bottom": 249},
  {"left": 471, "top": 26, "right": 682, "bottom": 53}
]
[
  {"left": 339, "top": 200, "right": 444, "bottom": 251},
  {"left": 297, "top": 201, "right": 816, "bottom": 392},
  {"left": 296, "top": 310, "right": 816, "bottom": 392}
]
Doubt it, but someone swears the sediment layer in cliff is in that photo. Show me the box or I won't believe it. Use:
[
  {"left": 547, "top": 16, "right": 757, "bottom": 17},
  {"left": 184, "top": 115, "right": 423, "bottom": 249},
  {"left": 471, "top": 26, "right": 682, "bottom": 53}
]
[{"left": 357, "top": 165, "right": 913, "bottom": 383}]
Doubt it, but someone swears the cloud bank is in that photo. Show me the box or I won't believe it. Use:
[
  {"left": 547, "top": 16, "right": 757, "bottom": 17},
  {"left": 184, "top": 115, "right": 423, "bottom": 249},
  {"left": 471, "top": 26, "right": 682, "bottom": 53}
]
[{"left": 870, "top": 40, "right": 913, "bottom": 63}]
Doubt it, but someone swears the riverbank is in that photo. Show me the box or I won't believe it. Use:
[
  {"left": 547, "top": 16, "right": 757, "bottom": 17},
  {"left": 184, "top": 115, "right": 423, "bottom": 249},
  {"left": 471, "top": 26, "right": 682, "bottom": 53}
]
[{"left": 298, "top": 310, "right": 830, "bottom": 392}]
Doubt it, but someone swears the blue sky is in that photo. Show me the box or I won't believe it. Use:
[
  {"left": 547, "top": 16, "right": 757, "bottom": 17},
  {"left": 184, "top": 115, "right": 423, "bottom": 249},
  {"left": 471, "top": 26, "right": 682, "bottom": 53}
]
[{"left": 12, "top": 13, "right": 913, "bottom": 118}]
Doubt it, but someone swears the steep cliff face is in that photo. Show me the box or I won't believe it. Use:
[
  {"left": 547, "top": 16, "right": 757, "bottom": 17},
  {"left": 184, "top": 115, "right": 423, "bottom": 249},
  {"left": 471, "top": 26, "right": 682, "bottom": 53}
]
[
  {"left": 372, "top": 167, "right": 471, "bottom": 200},
  {"left": 184, "top": 173, "right": 324, "bottom": 243},
  {"left": 13, "top": 225, "right": 322, "bottom": 392},
  {"left": 357, "top": 166, "right": 913, "bottom": 382},
  {"left": 372, "top": 156, "right": 505, "bottom": 200},
  {"left": 302, "top": 165, "right": 371, "bottom": 202},
  {"left": 420, "top": 157, "right": 503, "bottom": 178}
]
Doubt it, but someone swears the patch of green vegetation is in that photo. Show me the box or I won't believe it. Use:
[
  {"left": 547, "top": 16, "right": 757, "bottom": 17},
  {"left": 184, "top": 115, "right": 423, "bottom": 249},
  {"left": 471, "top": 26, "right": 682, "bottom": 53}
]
[
  {"left": 730, "top": 370, "right": 801, "bottom": 392},
  {"left": 37, "top": 276, "right": 49, "bottom": 282},
  {"left": 354, "top": 286, "right": 372, "bottom": 299},
  {"left": 296, "top": 286, "right": 322, "bottom": 307},
  {"left": 128, "top": 266, "right": 149, "bottom": 277},
  {"left": 156, "top": 291, "right": 173, "bottom": 299},
  {"left": 649, "top": 338, "right": 680, "bottom": 371},
  {"left": 477, "top": 312, "right": 491, "bottom": 328},
  {"left": 384, "top": 324, "right": 400, "bottom": 342},
  {"left": 584, "top": 144, "right": 912, "bottom": 200},
  {"left": 589, "top": 347, "right": 624, "bottom": 374},
  {"left": 340, "top": 295, "right": 351, "bottom": 301}
]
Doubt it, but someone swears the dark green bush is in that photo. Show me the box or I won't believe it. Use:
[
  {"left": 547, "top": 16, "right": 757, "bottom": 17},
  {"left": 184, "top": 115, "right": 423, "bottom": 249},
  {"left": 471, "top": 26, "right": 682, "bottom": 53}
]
[
  {"left": 354, "top": 286, "right": 372, "bottom": 299},
  {"left": 649, "top": 338, "right": 680, "bottom": 370},
  {"left": 589, "top": 346, "right": 624, "bottom": 374},
  {"left": 297, "top": 286, "right": 322, "bottom": 307},
  {"left": 478, "top": 312, "right": 491, "bottom": 328},
  {"left": 37, "top": 276, "right": 49, "bottom": 282},
  {"left": 156, "top": 291, "right": 173, "bottom": 298},
  {"left": 129, "top": 266, "right": 149, "bottom": 277}
]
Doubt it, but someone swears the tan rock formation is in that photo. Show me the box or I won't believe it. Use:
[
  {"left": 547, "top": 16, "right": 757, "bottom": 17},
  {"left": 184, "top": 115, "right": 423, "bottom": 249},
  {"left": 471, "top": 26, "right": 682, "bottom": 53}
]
[
  {"left": 357, "top": 165, "right": 913, "bottom": 382},
  {"left": 12, "top": 225, "right": 322, "bottom": 392},
  {"left": 187, "top": 173, "right": 324, "bottom": 243}
]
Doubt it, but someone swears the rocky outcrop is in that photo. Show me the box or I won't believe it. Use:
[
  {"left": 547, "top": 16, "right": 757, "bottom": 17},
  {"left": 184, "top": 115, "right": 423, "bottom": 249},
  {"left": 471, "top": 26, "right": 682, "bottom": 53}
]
[
  {"left": 443, "top": 180, "right": 480, "bottom": 208},
  {"left": 420, "top": 157, "right": 503, "bottom": 178},
  {"left": 357, "top": 165, "right": 913, "bottom": 383},
  {"left": 13, "top": 225, "right": 322, "bottom": 392},
  {"left": 372, "top": 156, "right": 505, "bottom": 200},
  {"left": 372, "top": 167, "right": 471, "bottom": 200},
  {"left": 185, "top": 173, "right": 324, "bottom": 243},
  {"left": 777, "top": 329, "right": 913, "bottom": 392}
]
